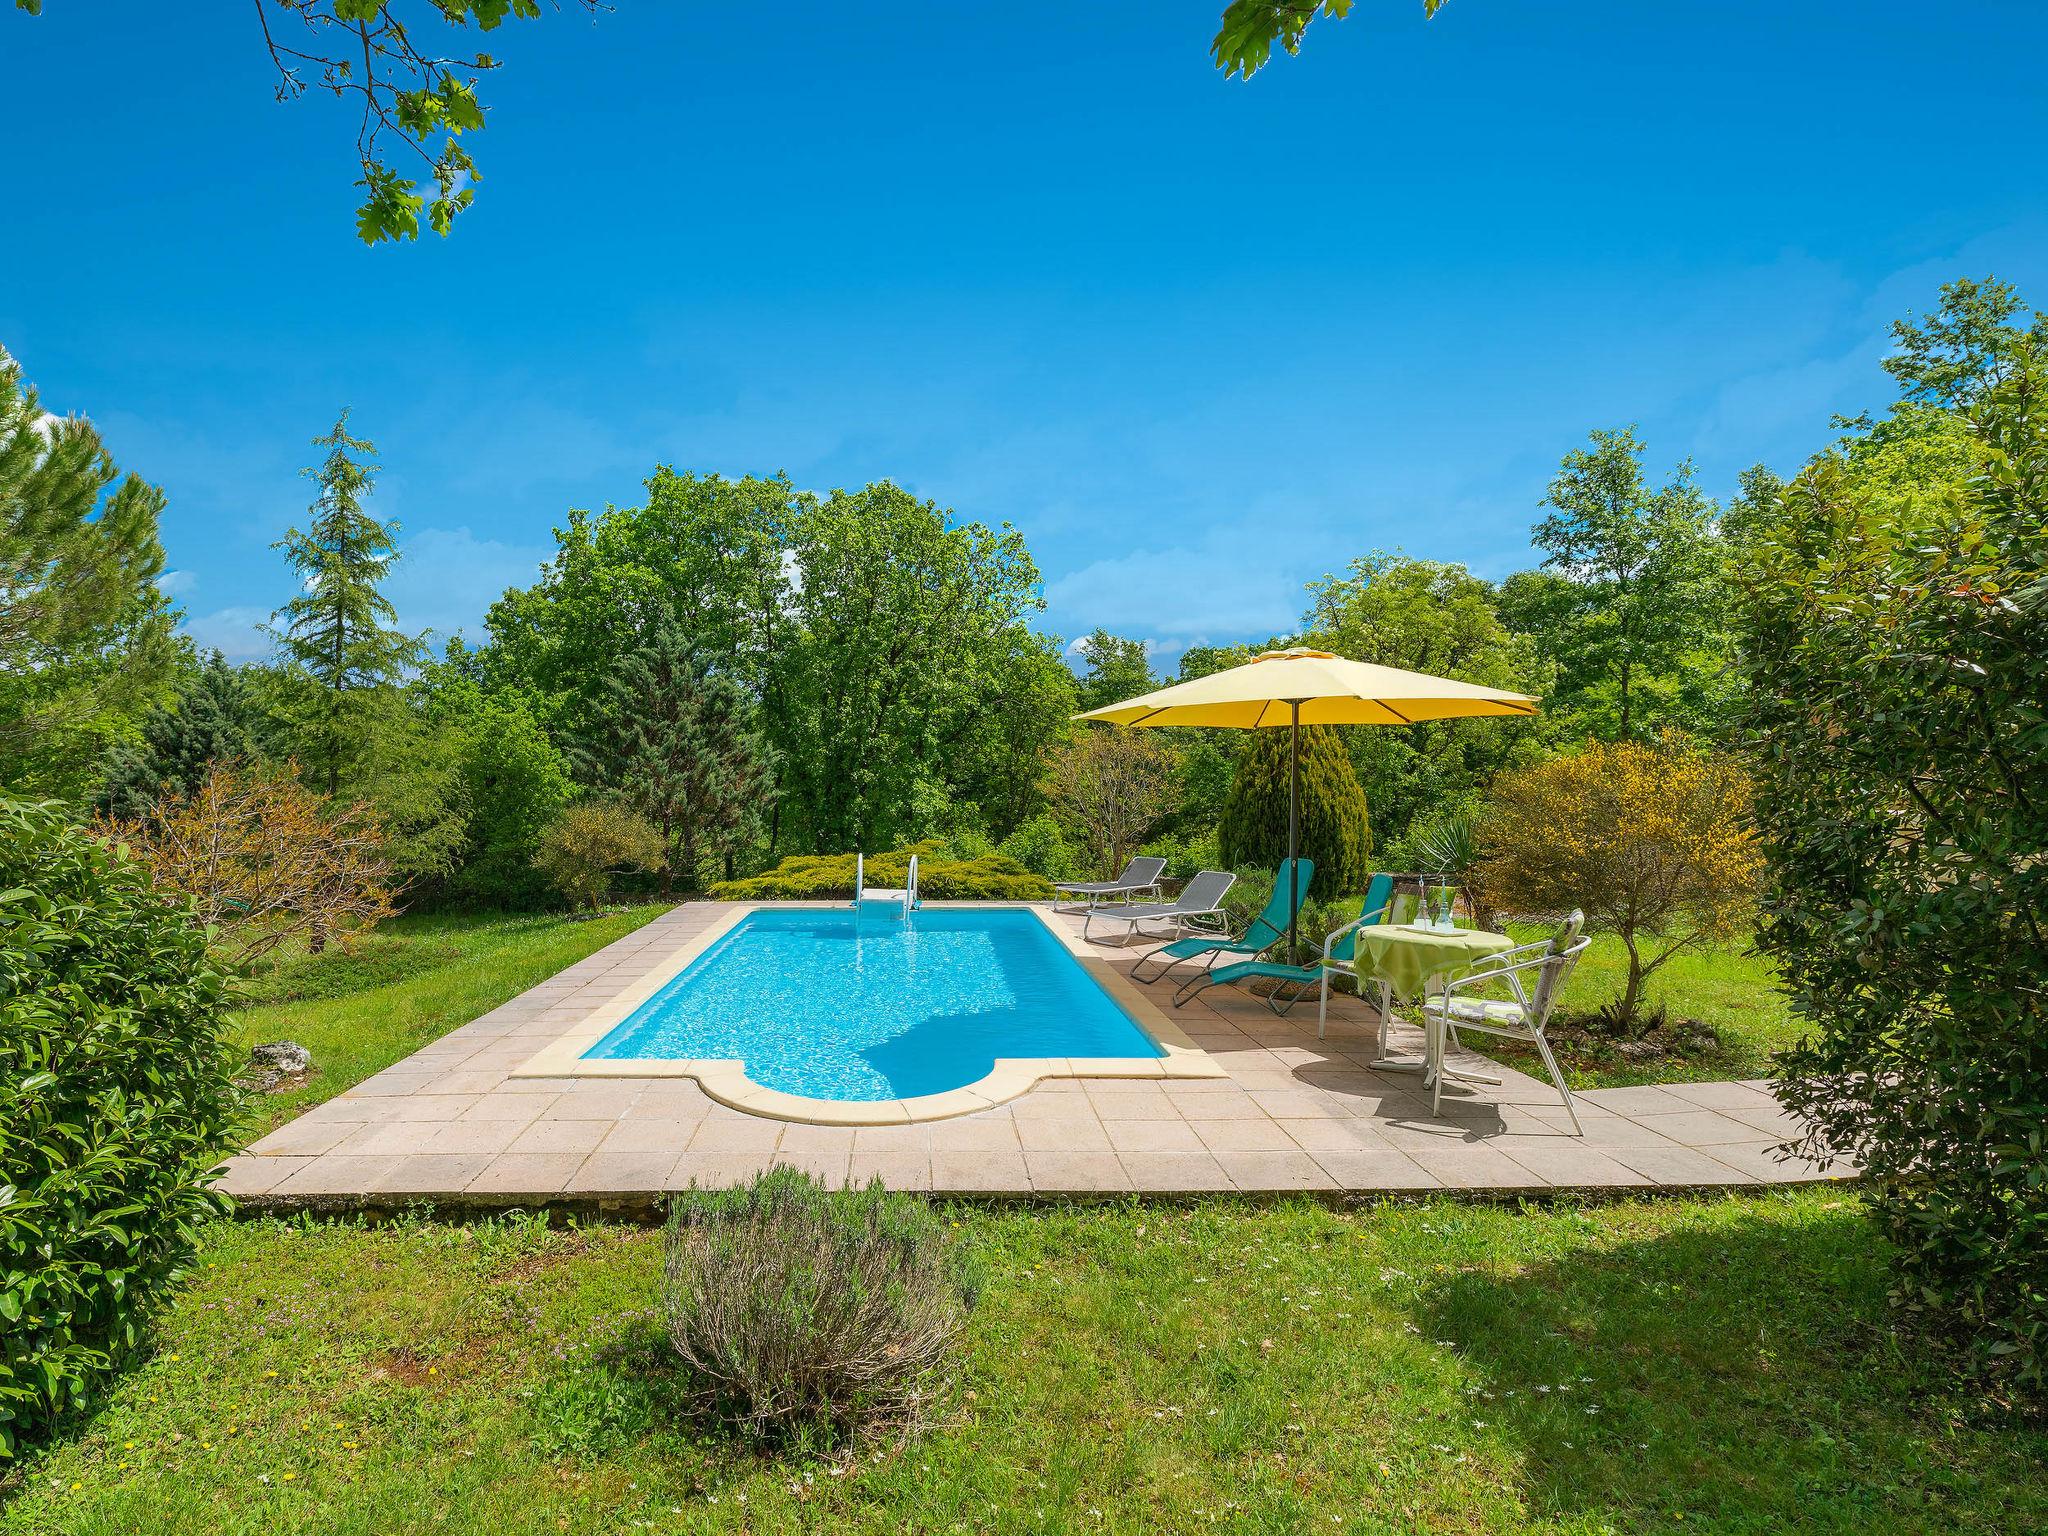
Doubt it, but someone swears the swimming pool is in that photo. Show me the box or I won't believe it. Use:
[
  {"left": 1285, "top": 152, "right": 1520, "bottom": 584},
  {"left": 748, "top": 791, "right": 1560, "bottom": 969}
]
[{"left": 581, "top": 906, "right": 1166, "bottom": 1102}]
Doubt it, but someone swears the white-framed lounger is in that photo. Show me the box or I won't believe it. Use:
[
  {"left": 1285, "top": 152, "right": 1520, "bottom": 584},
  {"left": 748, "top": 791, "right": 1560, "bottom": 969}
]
[{"left": 510, "top": 901, "right": 1226, "bottom": 1125}]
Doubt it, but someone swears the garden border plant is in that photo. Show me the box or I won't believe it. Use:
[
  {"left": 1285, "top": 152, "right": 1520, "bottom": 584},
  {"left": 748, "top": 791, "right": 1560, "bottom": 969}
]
[
  {"left": 660, "top": 1168, "right": 976, "bottom": 1445},
  {"left": 0, "top": 799, "right": 242, "bottom": 1458}
]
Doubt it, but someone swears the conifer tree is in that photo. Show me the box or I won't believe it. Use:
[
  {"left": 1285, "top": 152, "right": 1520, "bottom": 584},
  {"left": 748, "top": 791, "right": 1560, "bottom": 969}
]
[
  {"left": 582, "top": 619, "right": 773, "bottom": 894},
  {"left": 1218, "top": 724, "right": 1373, "bottom": 898},
  {"left": 96, "top": 652, "right": 266, "bottom": 820},
  {"left": 0, "top": 351, "right": 176, "bottom": 795},
  {"left": 267, "top": 412, "right": 421, "bottom": 795}
]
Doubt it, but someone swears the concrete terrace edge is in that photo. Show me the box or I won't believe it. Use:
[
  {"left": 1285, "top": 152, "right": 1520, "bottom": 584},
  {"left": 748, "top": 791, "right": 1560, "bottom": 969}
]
[
  {"left": 507, "top": 901, "right": 1229, "bottom": 1125},
  {"left": 225, "top": 1172, "right": 1853, "bottom": 1223}
]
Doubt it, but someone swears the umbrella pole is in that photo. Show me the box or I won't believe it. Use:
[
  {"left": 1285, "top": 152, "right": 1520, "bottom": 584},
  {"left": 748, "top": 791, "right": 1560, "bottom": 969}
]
[{"left": 1288, "top": 700, "right": 1300, "bottom": 959}]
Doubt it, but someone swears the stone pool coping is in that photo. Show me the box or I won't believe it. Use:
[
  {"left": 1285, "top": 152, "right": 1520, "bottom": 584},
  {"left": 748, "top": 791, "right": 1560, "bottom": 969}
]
[{"left": 507, "top": 901, "right": 1229, "bottom": 1125}]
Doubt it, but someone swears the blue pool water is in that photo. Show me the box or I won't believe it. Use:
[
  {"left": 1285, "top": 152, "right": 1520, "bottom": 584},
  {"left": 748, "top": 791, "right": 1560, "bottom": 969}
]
[{"left": 583, "top": 906, "right": 1162, "bottom": 1101}]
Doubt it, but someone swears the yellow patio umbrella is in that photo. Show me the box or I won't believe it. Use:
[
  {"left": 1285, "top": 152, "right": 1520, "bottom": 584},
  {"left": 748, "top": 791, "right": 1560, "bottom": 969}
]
[{"left": 1074, "top": 647, "right": 1539, "bottom": 953}]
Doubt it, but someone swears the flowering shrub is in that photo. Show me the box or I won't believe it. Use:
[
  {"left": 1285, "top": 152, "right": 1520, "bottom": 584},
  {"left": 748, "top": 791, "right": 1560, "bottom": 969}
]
[
  {"left": 1479, "top": 736, "right": 1760, "bottom": 1033},
  {"left": 662, "top": 1169, "right": 973, "bottom": 1441},
  {"left": 0, "top": 800, "right": 240, "bottom": 1457}
]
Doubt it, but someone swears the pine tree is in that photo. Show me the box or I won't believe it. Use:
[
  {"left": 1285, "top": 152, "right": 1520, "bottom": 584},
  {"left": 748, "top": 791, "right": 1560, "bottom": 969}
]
[
  {"left": 0, "top": 350, "right": 177, "bottom": 795},
  {"left": 582, "top": 620, "right": 773, "bottom": 894},
  {"left": 1218, "top": 724, "right": 1373, "bottom": 897},
  {"left": 266, "top": 412, "right": 420, "bottom": 795},
  {"left": 96, "top": 652, "right": 266, "bottom": 819}
]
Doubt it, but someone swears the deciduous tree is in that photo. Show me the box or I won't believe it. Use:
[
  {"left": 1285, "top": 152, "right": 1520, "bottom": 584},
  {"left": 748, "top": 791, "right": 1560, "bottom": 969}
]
[
  {"left": 1047, "top": 729, "right": 1180, "bottom": 879},
  {"left": 1522, "top": 428, "right": 1732, "bottom": 741},
  {"left": 1305, "top": 552, "right": 1553, "bottom": 845},
  {"left": 98, "top": 759, "right": 396, "bottom": 967}
]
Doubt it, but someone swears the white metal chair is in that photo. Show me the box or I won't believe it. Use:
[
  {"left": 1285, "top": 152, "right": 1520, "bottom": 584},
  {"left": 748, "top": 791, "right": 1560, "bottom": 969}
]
[{"left": 1419, "top": 910, "right": 1590, "bottom": 1133}]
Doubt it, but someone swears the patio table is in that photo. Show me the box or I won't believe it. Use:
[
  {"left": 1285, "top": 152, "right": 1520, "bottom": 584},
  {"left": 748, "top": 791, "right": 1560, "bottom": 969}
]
[{"left": 1348, "top": 923, "right": 1515, "bottom": 1094}]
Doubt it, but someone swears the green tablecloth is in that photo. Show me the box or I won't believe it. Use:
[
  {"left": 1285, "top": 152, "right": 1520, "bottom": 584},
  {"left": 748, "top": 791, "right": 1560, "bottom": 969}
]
[{"left": 1349, "top": 923, "right": 1514, "bottom": 1003}]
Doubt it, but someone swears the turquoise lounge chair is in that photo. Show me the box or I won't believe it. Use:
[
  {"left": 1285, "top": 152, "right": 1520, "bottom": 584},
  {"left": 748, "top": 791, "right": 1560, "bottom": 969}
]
[
  {"left": 1179, "top": 872, "right": 1397, "bottom": 1018},
  {"left": 1126, "top": 856, "right": 1312, "bottom": 992}
]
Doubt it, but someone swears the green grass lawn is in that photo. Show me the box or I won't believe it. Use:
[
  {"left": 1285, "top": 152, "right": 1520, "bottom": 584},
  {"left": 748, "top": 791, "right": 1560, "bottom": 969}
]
[
  {"left": 4, "top": 1192, "right": 2041, "bottom": 1535},
  {"left": 230, "top": 905, "right": 668, "bottom": 1133},
  {"left": 1459, "top": 928, "right": 1806, "bottom": 1091}
]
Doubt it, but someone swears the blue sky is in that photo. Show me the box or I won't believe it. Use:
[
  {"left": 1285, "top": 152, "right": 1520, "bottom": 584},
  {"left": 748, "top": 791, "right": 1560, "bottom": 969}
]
[{"left": 6, "top": 2, "right": 2046, "bottom": 672}]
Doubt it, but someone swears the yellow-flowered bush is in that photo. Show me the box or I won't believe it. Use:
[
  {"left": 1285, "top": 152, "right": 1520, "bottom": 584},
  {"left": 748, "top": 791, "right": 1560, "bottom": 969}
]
[{"left": 1479, "top": 735, "right": 1760, "bottom": 1032}]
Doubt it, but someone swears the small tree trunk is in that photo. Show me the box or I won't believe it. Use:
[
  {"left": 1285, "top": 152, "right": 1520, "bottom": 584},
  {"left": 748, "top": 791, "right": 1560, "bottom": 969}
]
[{"left": 1617, "top": 926, "right": 1646, "bottom": 1035}]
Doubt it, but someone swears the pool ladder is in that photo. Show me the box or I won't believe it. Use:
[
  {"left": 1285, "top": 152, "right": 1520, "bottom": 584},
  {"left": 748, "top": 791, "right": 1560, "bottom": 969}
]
[{"left": 852, "top": 852, "right": 918, "bottom": 916}]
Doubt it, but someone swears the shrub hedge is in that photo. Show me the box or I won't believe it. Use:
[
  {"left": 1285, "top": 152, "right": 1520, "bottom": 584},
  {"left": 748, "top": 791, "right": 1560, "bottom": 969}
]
[
  {"left": 0, "top": 801, "right": 241, "bottom": 1457},
  {"left": 1742, "top": 345, "right": 2048, "bottom": 1403},
  {"left": 709, "top": 842, "right": 1053, "bottom": 901}
]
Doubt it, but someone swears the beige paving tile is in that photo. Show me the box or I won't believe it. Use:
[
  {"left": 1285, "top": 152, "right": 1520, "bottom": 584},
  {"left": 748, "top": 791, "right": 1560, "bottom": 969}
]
[
  {"left": 926, "top": 1116, "right": 1020, "bottom": 1153},
  {"left": 375, "top": 1154, "right": 495, "bottom": 1196},
  {"left": 1703, "top": 1140, "right": 1846, "bottom": 1184},
  {"left": 1420, "top": 1144, "right": 1552, "bottom": 1189},
  {"left": 1216, "top": 1151, "right": 1337, "bottom": 1191},
  {"left": 1608, "top": 1142, "right": 1761, "bottom": 1186},
  {"left": 1658, "top": 1079, "right": 1778, "bottom": 1111},
  {"left": 768, "top": 1150, "right": 853, "bottom": 1186},
  {"left": 384, "top": 1095, "right": 482, "bottom": 1123},
  {"left": 1104, "top": 1119, "right": 1207, "bottom": 1153},
  {"left": 1173, "top": 1092, "right": 1269, "bottom": 1122},
  {"left": 507, "top": 1119, "right": 610, "bottom": 1157},
  {"left": 248, "top": 1118, "right": 360, "bottom": 1157},
  {"left": 457, "top": 1095, "right": 555, "bottom": 1123},
  {"left": 420, "top": 1070, "right": 509, "bottom": 1096},
  {"left": 690, "top": 1116, "right": 783, "bottom": 1152},
  {"left": 1638, "top": 1111, "right": 1780, "bottom": 1147},
  {"left": 1310, "top": 1149, "right": 1442, "bottom": 1189},
  {"left": 274, "top": 1155, "right": 405, "bottom": 1195},
  {"left": 215, "top": 1155, "right": 313, "bottom": 1196},
  {"left": 1116, "top": 1153, "right": 1236, "bottom": 1192},
  {"left": 545, "top": 1084, "right": 647, "bottom": 1120},
  {"left": 467, "top": 1152, "right": 584, "bottom": 1195},
  {"left": 334, "top": 1122, "right": 446, "bottom": 1157},
  {"left": 1014, "top": 1116, "right": 1113, "bottom": 1153},
  {"left": 847, "top": 1151, "right": 932, "bottom": 1190},
  {"left": 671, "top": 1152, "right": 776, "bottom": 1190},
  {"left": 1575, "top": 1084, "right": 1700, "bottom": 1116},
  {"left": 848, "top": 1124, "right": 934, "bottom": 1153},
  {"left": 931, "top": 1152, "right": 1032, "bottom": 1192},
  {"left": 1024, "top": 1150, "right": 1133, "bottom": 1193},
  {"left": 1275, "top": 1118, "right": 1389, "bottom": 1152},
  {"left": 775, "top": 1122, "right": 859, "bottom": 1154},
  {"left": 568, "top": 1152, "right": 683, "bottom": 1193},
  {"left": 1192, "top": 1118, "right": 1297, "bottom": 1154},
  {"left": 597, "top": 1118, "right": 699, "bottom": 1155},
  {"left": 423, "top": 1118, "right": 527, "bottom": 1156},
  {"left": 1496, "top": 1142, "right": 1653, "bottom": 1189}
]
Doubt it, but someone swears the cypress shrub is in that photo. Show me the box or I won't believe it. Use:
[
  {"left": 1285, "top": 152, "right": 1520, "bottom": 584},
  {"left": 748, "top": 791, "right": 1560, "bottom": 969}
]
[
  {"left": 0, "top": 800, "right": 241, "bottom": 1457},
  {"left": 1217, "top": 725, "right": 1372, "bottom": 898}
]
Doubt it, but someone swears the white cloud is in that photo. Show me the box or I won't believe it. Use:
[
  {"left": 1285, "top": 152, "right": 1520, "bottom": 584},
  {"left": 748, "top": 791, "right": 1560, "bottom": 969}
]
[{"left": 157, "top": 568, "right": 197, "bottom": 597}]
